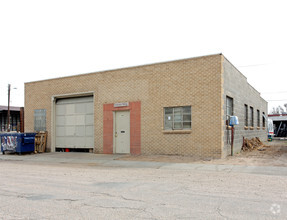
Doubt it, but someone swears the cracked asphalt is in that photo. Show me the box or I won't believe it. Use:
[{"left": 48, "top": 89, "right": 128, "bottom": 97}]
[{"left": 0, "top": 153, "right": 287, "bottom": 219}]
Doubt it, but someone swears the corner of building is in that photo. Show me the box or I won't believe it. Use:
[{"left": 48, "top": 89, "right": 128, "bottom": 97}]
[
  {"left": 220, "top": 54, "right": 226, "bottom": 158},
  {"left": 221, "top": 55, "right": 268, "bottom": 158}
]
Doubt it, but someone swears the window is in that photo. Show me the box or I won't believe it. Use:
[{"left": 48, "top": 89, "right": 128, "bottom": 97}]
[
  {"left": 164, "top": 106, "right": 191, "bottom": 130},
  {"left": 244, "top": 104, "right": 248, "bottom": 126},
  {"left": 226, "top": 96, "right": 233, "bottom": 123},
  {"left": 34, "top": 109, "right": 46, "bottom": 131},
  {"left": 250, "top": 106, "right": 254, "bottom": 127},
  {"left": 257, "top": 110, "right": 260, "bottom": 127},
  {"left": 262, "top": 112, "right": 266, "bottom": 127}
]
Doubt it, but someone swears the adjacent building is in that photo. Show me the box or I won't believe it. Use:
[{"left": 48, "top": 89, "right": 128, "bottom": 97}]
[
  {"left": 0, "top": 106, "right": 24, "bottom": 132},
  {"left": 268, "top": 114, "right": 287, "bottom": 137},
  {"left": 24, "top": 54, "right": 267, "bottom": 158}
]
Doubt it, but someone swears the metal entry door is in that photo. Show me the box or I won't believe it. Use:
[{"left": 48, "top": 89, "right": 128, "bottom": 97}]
[{"left": 115, "top": 111, "right": 130, "bottom": 154}]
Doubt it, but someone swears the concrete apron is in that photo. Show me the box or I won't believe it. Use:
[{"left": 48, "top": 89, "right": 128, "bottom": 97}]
[{"left": 0, "top": 152, "right": 287, "bottom": 176}]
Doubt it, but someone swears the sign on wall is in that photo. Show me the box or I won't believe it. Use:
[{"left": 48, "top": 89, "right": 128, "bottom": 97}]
[{"left": 114, "top": 102, "right": 129, "bottom": 108}]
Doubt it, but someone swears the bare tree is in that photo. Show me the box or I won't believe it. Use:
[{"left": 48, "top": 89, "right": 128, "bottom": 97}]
[{"left": 270, "top": 105, "right": 286, "bottom": 114}]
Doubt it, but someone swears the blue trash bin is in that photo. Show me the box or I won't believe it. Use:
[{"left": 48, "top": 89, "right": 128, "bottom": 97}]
[{"left": 0, "top": 133, "right": 36, "bottom": 154}]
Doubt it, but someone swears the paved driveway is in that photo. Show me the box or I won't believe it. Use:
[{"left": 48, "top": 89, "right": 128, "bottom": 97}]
[
  {"left": 0, "top": 153, "right": 287, "bottom": 219},
  {"left": 1, "top": 152, "right": 287, "bottom": 176}
]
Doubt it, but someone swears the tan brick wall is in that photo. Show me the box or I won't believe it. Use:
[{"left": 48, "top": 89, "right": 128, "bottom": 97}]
[{"left": 25, "top": 54, "right": 223, "bottom": 158}]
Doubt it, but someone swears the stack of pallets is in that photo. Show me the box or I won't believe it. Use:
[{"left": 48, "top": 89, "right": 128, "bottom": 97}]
[{"left": 34, "top": 131, "right": 47, "bottom": 153}]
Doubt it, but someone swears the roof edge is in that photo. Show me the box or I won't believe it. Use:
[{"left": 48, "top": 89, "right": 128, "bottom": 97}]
[
  {"left": 25, "top": 53, "right": 223, "bottom": 84},
  {"left": 222, "top": 55, "right": 267, "bottom": 103}
]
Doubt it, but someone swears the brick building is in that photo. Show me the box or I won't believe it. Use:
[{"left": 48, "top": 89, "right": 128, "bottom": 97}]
[{"left": 24, "top": 54, "right": 267, "bottom": 158}]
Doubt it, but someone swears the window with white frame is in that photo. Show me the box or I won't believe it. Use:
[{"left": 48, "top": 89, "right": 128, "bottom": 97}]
[{"left": 164, "top": 106, "right": 191, "bottom": 130}]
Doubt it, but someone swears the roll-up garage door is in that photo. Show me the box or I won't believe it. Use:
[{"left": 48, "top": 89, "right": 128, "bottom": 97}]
[{"left": 55, "top": 96, "right": 94, "bottom": 149}]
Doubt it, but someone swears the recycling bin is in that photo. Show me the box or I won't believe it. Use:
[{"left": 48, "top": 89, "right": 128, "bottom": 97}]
[{"left": 0, "top": 133, "right": 36, "bottom": 154}]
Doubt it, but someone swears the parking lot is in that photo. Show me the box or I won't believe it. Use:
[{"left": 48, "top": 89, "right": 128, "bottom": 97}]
[{"left": 0, "top": 153, "right": 287, "bottom": 219}]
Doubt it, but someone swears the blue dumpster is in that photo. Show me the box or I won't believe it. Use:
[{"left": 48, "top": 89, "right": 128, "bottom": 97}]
[{"left": 0, "top": 133, "right": 36, "bottom": 154}]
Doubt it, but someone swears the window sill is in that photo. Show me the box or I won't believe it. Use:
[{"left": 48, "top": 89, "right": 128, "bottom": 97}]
[
  {"left": 249, "top": 127, "right": 254, "bottom": 130},
  {"left": 163, "top": 130, "right": 192, "bottom": 134},
  {"left": 262, "top": 127, "right": 266, "bottom": 130},
  {"left": 244, "top": 126, "right": 249, "bottom": 130},
  {"left": 226, "top": 126, "right": 232, "bottom": 130},
  {"left": 257, "top": 127, "right": 260, "bottom": 130}
]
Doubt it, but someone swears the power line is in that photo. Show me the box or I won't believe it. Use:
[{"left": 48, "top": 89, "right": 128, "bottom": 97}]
[
  {"left": 262, "top": 91, "right": 287, "bottom": 94},
  {"left": 238, "top": 63, "right": 269, "bottom": 68},
  {"left": 266, "top": 99, "right": 287, "bottom": 102}
]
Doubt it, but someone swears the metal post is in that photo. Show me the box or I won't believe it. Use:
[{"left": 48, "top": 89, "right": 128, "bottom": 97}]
[
  {"left": 7, "top": 84, "right": 11, "bottom": 132},
  {"left": 20, "top": 107, "right": 24, "bottom": 133},
  {"left": 231, "top": 126, "right": 234, "bottom": 156}
]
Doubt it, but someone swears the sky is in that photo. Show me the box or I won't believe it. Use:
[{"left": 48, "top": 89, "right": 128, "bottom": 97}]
[{"left": 0, "top": 0, "right": 286, "bottom": 113}]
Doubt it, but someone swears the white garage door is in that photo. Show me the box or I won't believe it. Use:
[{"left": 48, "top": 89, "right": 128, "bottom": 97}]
[{"left": 55, "top": 96, "right": 94, "bottom": 149}]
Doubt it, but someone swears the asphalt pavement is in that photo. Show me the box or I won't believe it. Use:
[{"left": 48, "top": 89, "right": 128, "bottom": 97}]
[
  {"left": 1, "top": 152, "right": 287, "bottom": 176},
  {"left": 0, "top": 152, "right": 287, "bottom": 219}
]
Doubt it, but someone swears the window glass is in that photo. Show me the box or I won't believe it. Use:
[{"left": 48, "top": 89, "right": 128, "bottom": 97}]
[
  {"left": 174, "top": 115, "right": 182, "bottom": 122},
  {"left": 174, "top": 122, "right": 182, "bottom": 129},
  {"left": 244, "top": 105, "right": 248, "bottom": 126},
  {"left": 165, "top": 108, "right": 173, "bottom": 114},
  {"left": 257, "top": 110, "right": 260, "bottom": 127},
  {"left": 250, "top": 107, "right": 254, "bottom": 127},
  {"left": 34, "top": 109, "right": 46, "bottom": 131},
  {"left": 183, "top": 122, "right": 191, "bottom": 129},
  {"left": 183, "top": 106, "right": 190, "bottom": 114},
  {"left": 183, "top": 115, "right": 191, "bottom": 121},
  {"left": 164, "top": 119, "right": 173, "bottom": 130},
  {"left": 226, "top": 96, "right": 233, "bottom": 124},
  {"left": 164, "top": 106, "right": 191, "bottom": 130},
  {"left": 164, "top": 108, "right": 173, "bottom": 130}
]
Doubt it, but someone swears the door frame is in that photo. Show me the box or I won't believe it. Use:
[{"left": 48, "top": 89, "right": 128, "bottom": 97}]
[
  {"left": 113, "top": 110, "right": 130, "bottom": 154},
  {"left": 103, "top": 101, "right": 141, "bottom": 155}
]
